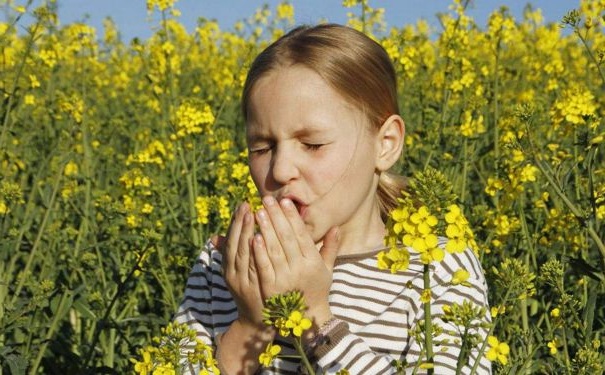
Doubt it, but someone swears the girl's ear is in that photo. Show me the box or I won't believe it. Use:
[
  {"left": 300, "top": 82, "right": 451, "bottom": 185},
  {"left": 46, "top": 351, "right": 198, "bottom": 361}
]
[{"left": 375, "top": 114, "right": 405, "bottom": 172}]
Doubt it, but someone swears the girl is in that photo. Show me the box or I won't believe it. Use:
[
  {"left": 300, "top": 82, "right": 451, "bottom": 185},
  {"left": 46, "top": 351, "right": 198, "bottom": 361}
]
[{"left": 175, "top": 24, "right": 492, "bottom": 374}]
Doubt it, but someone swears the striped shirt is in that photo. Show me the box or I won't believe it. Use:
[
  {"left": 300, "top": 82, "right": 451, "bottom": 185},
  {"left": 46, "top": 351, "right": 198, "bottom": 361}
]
[{"left": 174, "top": 238, "right": 492, "bottom": 374}]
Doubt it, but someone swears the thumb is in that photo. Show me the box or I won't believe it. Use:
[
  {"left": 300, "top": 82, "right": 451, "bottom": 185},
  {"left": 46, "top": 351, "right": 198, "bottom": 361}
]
[{"left": 319, "top": 226, "right": 340, "bottom": 270}]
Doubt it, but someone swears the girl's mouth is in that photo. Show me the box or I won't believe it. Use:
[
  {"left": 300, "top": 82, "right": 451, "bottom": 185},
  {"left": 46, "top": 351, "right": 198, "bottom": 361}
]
[
  {"left": 293, "top": 201, "right": 306, "bottom": 216},
  {"left": 281, "top": 196, "right": 307, "bottom": 217}
]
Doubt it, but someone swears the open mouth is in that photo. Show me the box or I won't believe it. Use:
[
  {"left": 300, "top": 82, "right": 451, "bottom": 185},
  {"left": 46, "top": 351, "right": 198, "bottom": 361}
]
[
  {"left": 293, "top": 200, "right": 304, "bottom": 215},
  {"left": 281, "top": 195, "right": 306, "bottom": 216}
]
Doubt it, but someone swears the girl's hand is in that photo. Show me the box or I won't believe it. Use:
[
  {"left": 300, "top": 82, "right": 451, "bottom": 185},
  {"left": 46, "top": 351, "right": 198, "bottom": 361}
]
[
  {"left": 221, "top": 202, "right": 267, "bottom": 328},
  {"left": 252, "top": 196, "right": 340, "bottom": 325}
]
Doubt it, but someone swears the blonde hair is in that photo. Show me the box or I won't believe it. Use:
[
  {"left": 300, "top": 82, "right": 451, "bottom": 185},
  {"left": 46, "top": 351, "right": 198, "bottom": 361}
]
[{"left": 242, "top": 24, "right": 406, "bottom": 219}]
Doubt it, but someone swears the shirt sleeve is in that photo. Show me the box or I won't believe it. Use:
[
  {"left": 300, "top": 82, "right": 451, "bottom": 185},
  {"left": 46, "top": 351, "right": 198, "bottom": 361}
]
[
  {"left": 307, "top": 247, "right": 492, "bottom": 374},
  {"left": 173, "top": 240, "right": 235, "bottom": 348}
]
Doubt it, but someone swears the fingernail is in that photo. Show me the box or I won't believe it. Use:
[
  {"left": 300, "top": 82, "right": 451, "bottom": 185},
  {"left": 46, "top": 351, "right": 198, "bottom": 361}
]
[
  {"left": 263, "top": 196, "right": 276, "bottom": 206},
  {"left": 280, "top": 198, "right": 294, "bottom": 209},
  {"left": 257, "top": 209, "right": 267, "bottom": 221}
]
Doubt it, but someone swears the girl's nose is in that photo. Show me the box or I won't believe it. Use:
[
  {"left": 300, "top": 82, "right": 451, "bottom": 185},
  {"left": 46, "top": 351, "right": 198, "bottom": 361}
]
[{"left": 271, "top": 146, "right": 299, "bottom": 185}]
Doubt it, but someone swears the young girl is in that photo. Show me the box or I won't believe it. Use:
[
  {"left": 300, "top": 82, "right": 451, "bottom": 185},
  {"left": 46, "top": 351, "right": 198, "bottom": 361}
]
[{"left": 175, "top": 24, "right": 492, "bottom": 374}]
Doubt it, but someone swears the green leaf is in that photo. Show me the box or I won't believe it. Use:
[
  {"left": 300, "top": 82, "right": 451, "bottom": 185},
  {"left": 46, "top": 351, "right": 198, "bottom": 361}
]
[
  {"left": 72, "top": 299, "right": 97, "bottom": 320},
  {"left": 5, "top": 353, "right": 28, "bottom": 375}
]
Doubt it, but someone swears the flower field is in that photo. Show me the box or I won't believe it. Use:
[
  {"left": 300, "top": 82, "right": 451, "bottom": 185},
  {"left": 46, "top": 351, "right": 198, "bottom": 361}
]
[{"left": 1, "top": 0, "right": 605, "bottom": 373}]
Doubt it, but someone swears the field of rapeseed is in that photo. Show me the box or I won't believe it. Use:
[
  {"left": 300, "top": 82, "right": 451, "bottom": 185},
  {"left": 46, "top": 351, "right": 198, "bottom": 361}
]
[{"left": 1, "top": 0, "right": 604, "bottom": 373}]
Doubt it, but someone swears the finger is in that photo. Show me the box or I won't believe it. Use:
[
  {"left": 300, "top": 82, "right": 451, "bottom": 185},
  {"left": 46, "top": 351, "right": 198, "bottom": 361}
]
[
  {"left": 260, "top": 196, "right": 300, "bottom": 264},
  {"left": 279, "top": 198, "right": 316, "bottom": 256},
  {"left": 235, "top": 208, "right": 255, "bottom": 275},
  {"left": 251, "top": 233, "right": 276, "bottom": 297},
  {"left": 319, "top": 226, "right": 340, "bottom": 270},
  {"left": 255, "top": 207, "right": 289, "bottom": 269},
  {"left": 223, "top": 203, "right": 248, "bottom": 274}
]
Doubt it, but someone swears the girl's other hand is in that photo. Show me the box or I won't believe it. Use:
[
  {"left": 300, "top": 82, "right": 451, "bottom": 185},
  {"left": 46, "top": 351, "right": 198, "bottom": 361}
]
[{"left": 221, "top": 202, "right": 266, "bottom": 328}]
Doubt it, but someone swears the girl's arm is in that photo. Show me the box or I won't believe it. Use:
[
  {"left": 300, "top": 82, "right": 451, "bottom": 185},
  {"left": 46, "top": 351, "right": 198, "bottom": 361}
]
[
  {"left": 304, "top": 248, "right": 492, "bottom": 374},
  {"left": 175, "top": 203, "right": 274, "bottom": 374}
]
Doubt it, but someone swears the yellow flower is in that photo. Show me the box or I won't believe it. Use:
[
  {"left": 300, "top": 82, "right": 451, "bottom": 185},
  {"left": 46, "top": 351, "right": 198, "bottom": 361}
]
[
  {"left": 420, "top": 288, "right": 431, "bottom": 303},
  {"left": 485, "top": 177, "right": 504, "bottom": 196},
  {"left": 451, "top": 269, "right": 470, "bottom": 285},
  {"left": 550, "top": 308, "right": 560, "bottom": 318},
  {"left": 276, "top": 2, "right": 294, "bottom": 22},
  {"left": 377, "top": 247, "right": 410, "bottom": 273},
  {"left": 63, "top": 161, "right": 79, "bottom": 177},
  {"left": 0, "top": 201, "right": 8, "bottom": 215},
  {"left": 285, "top": 310, "right": 312, "bottom": 337},
  {"left": 195, "top": 196, "right": 211, "bottom": 224},
  {"left": 419, "top": 246, "right": 444, "bottom": 264},
  {"left": 131, "top": 349, "right": 153, "bottom": 375},
  {"left": 274, "top": 317, "right": 290, "bottom": 337},
  {"left": 152, "top": 363, "right": 175, "bottom": 375},
  {"left": 173, "top": 100, "right": 215, "bottom": 139},
  {"left": 24, "top": 94, "right": 35, "bottom": 105},
  {"left": 486, "top": 336, "right": 510, "bottom": 365},
  {"left": 258, "top": 343, "right": 281, "bottom": 367},
  {"left": 491, "top": 305, "right": 506, "bottom": 318},
  {"left": 410, "top": 206, "right": 438, "bottom": 234},
  {"left": 547, "top": 339, "right": 559, "bottom": 355}
]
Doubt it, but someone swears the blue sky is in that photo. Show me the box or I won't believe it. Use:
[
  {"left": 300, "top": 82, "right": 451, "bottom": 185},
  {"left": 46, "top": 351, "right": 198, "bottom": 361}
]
[{"left": 10, "top": 0, "right": 576, "bottom": 41}]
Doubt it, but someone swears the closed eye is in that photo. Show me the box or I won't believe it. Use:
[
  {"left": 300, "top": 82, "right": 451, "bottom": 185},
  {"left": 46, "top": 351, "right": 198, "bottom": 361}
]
[
  {"left": 249, "top": 146, "right": 272, "bottom": 155},
  {"left": 304, "top": 143, "right": 324, "bottom": 151}
]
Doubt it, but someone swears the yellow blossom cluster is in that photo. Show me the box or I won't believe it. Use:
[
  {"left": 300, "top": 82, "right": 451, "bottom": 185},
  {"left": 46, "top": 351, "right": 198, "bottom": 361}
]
[
  {"left": 551, "top": 86, "right": 598, "bottom": 128},
  {"left": 126, "top": 140, "right": 174, "bottom": 168},
  {"left": 172, "top": 100, "right": 215, "bottom": 139},
  {"left": 131, "top": 322, "right": 219, "bottom": 375}
]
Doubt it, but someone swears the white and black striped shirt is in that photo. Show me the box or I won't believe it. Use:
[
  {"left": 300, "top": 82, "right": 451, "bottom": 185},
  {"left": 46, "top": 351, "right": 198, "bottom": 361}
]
[{"left": 174, "top": 238, "right": 492, "bottom": 374}]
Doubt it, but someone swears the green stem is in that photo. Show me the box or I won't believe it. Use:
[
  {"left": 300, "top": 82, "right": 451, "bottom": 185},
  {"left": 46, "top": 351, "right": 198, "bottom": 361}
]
[
  {"left": 29, "top": 290, "right": 72, "bottom": 374},
  {"left": 533, "top": 158, "right": 605, "bottom": 271},
  {"left": 11, "top": 167, "right": 62, "bottom": 305},
  {"left": 461, "top": 138, "right": 468, "bottom": 201},
  {"left": 292, "top": 337, "right": 314, "bottom": 375},
  {"left": 574, "top": 28, "right": 605, "bottom": 86},
  {"left": 83, "top": 243, "right": 151, "bottom": 368},
  {"left": 468, "top": 287, "right": 513, "bottom": 375}
]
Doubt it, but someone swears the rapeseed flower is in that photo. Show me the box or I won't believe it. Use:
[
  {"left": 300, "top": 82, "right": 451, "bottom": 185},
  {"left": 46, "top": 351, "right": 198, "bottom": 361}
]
[
  {"left": 451, "top": 269, "right": 470, "bottom": 286},
  {"left": 420, "top": 288, "right": 432, "bottom": 303},
  {"left": 486, "top": 335, "right": 510, "bottom": 365},
  {"left": 173, "top": 101, "right": 214, "bottom": 138},
  {"left": 551, "top": 86, "right": 597, "bottom": 127},
  {"left": 131, "top": 348, "right": 153, "bottom": 375},
  {"left": 259, "top": 343, "right": 281, "bottom": 367},
  {"left": 276, "top": 2, "right": 294, "bottom": 22},
  {"left": 377, "top": 247, "right": 410, "bottom": 273},
  {"left": 195, "top": 196, "right": 211, "bottom": 224},
  {"left": 285, "top": 310, "right": 312, "bottom": 337},
  {"left": 63, "top": 161, "right": 79, "bottom": 177},
  {"left": 547, "top": 338, "right": 559, "bottom": 355}
]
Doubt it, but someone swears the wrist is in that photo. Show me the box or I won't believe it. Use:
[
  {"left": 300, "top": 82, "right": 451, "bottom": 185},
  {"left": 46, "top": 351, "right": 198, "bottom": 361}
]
[
  {"left": 303, "top": 316, "right": 344, "bottom": 350},
  {"left": 302, "top": 305, "right": 334, "bottom": 345},
  {"left": 218, "top": 319, "right": 275, "bottom": 375}
]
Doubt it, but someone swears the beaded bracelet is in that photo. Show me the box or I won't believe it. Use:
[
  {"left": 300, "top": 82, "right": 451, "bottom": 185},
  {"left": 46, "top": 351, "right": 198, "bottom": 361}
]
[{"left": 306, "top": 316, "right": 342, "bottom": 351}]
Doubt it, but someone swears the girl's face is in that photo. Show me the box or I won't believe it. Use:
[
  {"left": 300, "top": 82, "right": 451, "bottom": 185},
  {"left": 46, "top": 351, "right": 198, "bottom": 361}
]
[{"left": 246, "top": 65, "right": 386, "bottom": 250}]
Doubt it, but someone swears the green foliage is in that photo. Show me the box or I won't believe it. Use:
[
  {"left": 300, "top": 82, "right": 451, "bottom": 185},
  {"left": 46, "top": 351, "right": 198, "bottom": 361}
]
[{"left": 0, "top": 0, "right": 604, "bottom": 373}]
